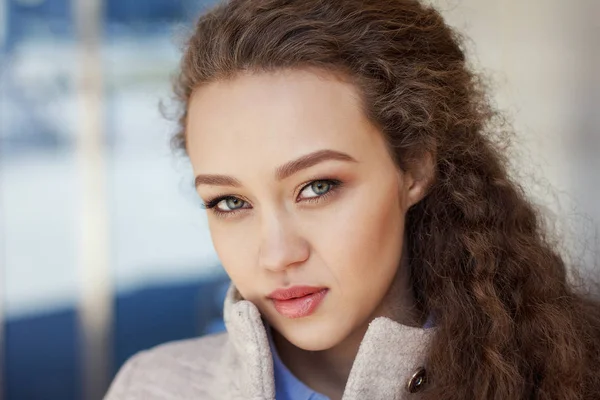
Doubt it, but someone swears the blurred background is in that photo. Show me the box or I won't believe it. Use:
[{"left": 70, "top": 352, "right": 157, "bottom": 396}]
[{"left": 0, "top": 0, "right": 597, "bottom": 399}]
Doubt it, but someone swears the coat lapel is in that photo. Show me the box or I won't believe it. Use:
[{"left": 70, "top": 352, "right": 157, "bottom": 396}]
[
  {"left": 342, "top": 317, "right": 435, "bottom": 399},
  {"left": 223, "top": 284, "right": 276, "bottom": 400}
]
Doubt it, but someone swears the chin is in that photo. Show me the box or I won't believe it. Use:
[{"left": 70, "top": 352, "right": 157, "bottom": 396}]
[{"left": 277, "top": 318, "right": 349, "bottom": 351}]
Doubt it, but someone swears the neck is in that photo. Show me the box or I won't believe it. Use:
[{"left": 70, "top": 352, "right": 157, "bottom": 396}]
[{"left": 272, "top": 253, "right": 422, "bottom": 400}]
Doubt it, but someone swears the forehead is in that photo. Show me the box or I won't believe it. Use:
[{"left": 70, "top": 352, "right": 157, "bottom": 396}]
[{"left": 186, "top": 69, "right": 384, "bottom": 174}]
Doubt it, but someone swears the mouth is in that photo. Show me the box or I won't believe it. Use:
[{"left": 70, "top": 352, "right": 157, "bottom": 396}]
[{"left": 268, "top": 286, "right": 329, "bottom": 319}]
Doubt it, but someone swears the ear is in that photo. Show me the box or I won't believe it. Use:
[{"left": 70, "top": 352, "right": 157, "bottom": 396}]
[{"left": 402, "top": 152, "right": 435, "bottom": 208}]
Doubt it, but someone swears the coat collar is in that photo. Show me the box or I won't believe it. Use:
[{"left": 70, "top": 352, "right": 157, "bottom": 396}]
[{"left": 222, "top": 283, "right": 436, "bottom": 400}]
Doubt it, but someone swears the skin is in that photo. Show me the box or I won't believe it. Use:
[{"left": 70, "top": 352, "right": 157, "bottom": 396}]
[{"left": 187, "top": 68, "right": 432, "bottom": 399}]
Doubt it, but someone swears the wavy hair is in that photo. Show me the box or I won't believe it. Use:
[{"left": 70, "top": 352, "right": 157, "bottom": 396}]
[{"left": 172, "top": 0, "right": 600, "bottom": 398}]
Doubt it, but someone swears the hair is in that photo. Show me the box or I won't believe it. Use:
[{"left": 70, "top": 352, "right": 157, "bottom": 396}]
[{"left": 172, "top": 0, "right": 600, "bottom": 398}]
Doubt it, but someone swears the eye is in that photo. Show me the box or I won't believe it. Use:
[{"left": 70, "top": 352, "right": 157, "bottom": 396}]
[
  {"left": 202, "top": 196, "right": 247, "bottom": 215},
  {"left": 219, "top": 197, "right": 245, "bottom": 211},
  {"left": 299, "top": 180, "right": 334, "bottom": 199}
]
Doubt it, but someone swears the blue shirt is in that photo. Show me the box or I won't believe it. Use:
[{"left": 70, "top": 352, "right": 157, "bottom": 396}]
[
  {"left": 266, "top": 325, "right": 330, "bottom": 400},
  {"left": 266, "top": 314, "right": 435, "bottom": 400}
]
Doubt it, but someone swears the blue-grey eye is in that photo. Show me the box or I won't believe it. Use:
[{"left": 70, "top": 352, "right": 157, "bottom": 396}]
[
  {"left": 301, "top": 180, "right": 332, "bottom": 199},
  {"left": 312, "top": 181, "right": 330, "bottom": 195},
  {"left": 224, "top": 197, "right": 244, "bottom": 210}
]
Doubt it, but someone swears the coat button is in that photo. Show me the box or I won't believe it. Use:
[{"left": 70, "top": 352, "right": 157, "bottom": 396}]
[{"left": 406, "top": 367, "right": 427, "bottom": 393}]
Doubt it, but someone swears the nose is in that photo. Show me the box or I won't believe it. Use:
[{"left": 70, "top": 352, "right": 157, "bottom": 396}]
[{"left": 258, "top": 211, "right": 309, "bottom": 273}]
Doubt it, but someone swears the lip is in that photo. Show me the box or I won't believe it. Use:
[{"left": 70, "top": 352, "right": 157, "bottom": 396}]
[{"left": 268, "top": 286, "right": 328, "bottom": 319}]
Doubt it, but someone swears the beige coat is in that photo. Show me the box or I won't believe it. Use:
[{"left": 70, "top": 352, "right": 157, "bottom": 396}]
[{"left": 104, "top": 284, "right": 435, "bottom": 399}]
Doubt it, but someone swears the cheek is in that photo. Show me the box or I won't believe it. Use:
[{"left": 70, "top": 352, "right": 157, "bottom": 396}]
[
  {"left": 319, "top": 180, "right": 405, "bottom": 292},
  {"left": 208, "top": 221, "right": 257, "bottom": 293}
]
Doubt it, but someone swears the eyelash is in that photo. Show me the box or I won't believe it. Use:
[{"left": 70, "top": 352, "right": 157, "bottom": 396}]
[{"left": 200, "top": 178, "right": 343, "bottom": 219}]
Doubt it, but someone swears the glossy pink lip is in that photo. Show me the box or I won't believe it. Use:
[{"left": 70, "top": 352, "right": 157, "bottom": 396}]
[{"left": 268, "top": 286, "right": 328, "bottom": 319}]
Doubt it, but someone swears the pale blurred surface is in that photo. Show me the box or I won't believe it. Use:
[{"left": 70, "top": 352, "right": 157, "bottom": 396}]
[{"left": 0, "top": 0, "right": 598, "bottom": 399}]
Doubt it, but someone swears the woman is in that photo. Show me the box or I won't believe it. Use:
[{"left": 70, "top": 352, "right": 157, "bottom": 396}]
[{"left": 104, "top": 0, "right": 600, "bottom": 399}]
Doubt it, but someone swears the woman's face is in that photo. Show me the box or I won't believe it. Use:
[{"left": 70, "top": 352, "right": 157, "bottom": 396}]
[{"left": 187, "top": 69, "right": 429, "bottom": 351}]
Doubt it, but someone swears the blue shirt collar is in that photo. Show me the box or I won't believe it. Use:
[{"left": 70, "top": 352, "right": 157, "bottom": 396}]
[{"left": 265, "top": 323, "right": 331, "bottom": 400}]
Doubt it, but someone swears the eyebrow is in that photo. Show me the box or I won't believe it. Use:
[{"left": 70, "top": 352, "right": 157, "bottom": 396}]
[{"left": 194, "top": 149, "right": 357, "bottom": 188}]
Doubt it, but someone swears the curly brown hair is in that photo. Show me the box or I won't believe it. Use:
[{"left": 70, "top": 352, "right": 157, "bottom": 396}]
[{"left": 172, "top": 0, "right": 600, "bottom": 398}]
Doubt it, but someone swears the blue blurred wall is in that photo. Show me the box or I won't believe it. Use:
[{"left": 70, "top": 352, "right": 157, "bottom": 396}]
[{"left": 5, "top": 274, "right": 230, "bottom": 400}]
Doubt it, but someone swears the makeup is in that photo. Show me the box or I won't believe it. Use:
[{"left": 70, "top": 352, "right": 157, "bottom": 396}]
[{"left": 268, "top": 286, "right": 328, "bottom": 319}]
